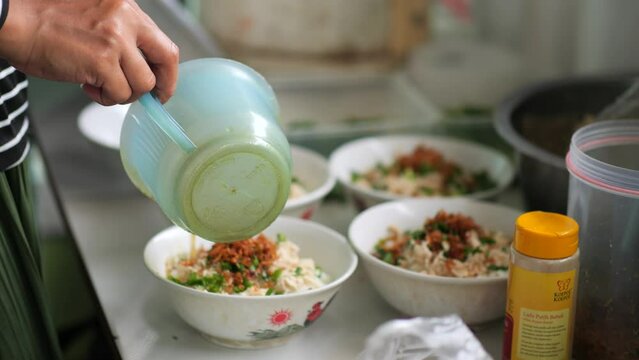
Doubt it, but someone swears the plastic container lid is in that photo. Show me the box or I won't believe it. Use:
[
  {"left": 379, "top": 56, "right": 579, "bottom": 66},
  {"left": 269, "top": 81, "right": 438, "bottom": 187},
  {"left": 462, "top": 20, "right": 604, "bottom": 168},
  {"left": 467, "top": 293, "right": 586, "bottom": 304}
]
[
  {"left": 566, "top": 119, "right": 639, "bottom": 198},
  {"left": 515, "top": 211, "right": 579, "bottom": 259}
]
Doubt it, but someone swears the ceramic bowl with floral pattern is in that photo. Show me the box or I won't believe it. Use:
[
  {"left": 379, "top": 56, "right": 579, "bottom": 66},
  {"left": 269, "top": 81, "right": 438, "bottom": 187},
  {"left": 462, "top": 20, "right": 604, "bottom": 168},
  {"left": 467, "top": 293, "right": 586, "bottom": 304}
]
[{"left": 144, "top": 217, "right": 357, "bottom": 349}]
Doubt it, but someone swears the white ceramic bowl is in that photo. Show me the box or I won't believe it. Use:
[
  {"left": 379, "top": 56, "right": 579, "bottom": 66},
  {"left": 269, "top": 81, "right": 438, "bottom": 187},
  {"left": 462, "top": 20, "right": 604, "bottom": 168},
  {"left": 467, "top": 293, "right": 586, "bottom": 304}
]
[
  {"left": 348, "top": 198, "right": 521, "bottom": 325},
  {"left": 77, "top": 102, "right": 129, "bottom": 150},
  {"left": 283, "top": 145, "right": 336, "bottom": 219},
  {"left": 144, "top": 217, "right": 357, "bottom": 349},
  {"left": 329, "top": 135, "right": 515, "bottom": 210}
]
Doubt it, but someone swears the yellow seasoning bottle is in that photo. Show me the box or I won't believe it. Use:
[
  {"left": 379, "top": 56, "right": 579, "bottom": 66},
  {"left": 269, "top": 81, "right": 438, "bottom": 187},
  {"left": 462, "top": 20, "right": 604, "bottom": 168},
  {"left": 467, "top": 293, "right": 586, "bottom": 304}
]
[{"left": 502, "top": 211, "right": 579, "bottom": 360}]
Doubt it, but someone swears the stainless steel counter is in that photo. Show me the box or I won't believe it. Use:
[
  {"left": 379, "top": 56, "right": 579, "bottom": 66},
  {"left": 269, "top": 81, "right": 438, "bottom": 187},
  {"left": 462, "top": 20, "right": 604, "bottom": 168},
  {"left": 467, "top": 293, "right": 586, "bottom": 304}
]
[{"left": 60, "top": 196, "right": 519, "bottom": 359}]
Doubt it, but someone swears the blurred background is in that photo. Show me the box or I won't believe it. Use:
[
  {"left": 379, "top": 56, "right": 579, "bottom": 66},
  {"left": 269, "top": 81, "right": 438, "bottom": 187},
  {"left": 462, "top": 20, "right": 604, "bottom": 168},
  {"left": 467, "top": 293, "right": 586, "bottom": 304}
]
[
  {"left": 177, "top": 0, "right": 639, "bottom": 157},
  {"left": 31, "top": 0, "right": 639, "bottom": 160},
  {"left": 187, "top": 0, "right": 639, "bottom": 78}
]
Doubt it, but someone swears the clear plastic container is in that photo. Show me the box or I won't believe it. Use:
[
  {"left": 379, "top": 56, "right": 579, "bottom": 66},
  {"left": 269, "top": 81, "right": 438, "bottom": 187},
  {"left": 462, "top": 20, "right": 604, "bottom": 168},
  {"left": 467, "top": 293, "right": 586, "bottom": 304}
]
[
  {"left": 566, "top": 120, "right": 639, "bottom": 359},
  {"left": 120, "top": 59, "right": 291, "bottom": 242}
]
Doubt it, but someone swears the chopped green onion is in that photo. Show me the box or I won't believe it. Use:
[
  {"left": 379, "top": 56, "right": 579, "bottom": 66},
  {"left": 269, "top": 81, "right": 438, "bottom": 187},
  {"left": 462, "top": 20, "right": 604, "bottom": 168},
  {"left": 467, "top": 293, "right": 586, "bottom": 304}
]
[
  {"left": 480, "top": 237, "right": 496, "bottom": 245},
  {"left": 276, "top": 233, "right": 287, "bottom": 244},
  {"left": 488, "top": 264, "right": 508, "bottom": 271},
  {"left": 463, "top": 247, "right": 482, "bottom": 258},
  {"left": 474, "top": 171, "right": 496, "bottom": 191},
  {"left": 374, "top": 242, "right": 384, "bottom": 252},
  {"left": 436, "top": 223, "right": 449, "bottom": 233},
  {"left": 382, "top": 252, "right": 394, "bottom": 264},
  {"left": 411, "top": 230, "right": 425, "bottom": 240},
  {"left": 402, "top": 168, "right": 416, "bottom": 180},
  {"left": 416, "top": 164, "right": 433, "bottom": 175},
  {"left": 448, "top": 181, "right": 468, "bottom": 195},
  {"left": 266, "top": 288, "right": 275, "bottom": 296},
  {"left": 375, "top": 163, "right": 389, "bottom": 175},
  {"left": 175, "top": 273, "right": 225, "bottom": 293},
  {"left": 185, "top": 272, "right": 199, "bottom": 285},
  {"left": 294, "top": 267, "right": 302, "bottom": 276},
  {"left": 271, "top": 268, "right": 283, "bottom": 282},
  {"left": 203, "top": 274, "right": 225, "bottom": 293}
]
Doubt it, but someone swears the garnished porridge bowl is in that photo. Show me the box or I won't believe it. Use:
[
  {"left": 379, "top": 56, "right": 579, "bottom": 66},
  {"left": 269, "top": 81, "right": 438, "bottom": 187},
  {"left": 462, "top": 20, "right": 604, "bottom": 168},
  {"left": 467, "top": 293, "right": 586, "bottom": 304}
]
[
  {"left": 349, "top": 198, "right": 521, "bottom": 325},
  {"left": 144, "top": 217, "right": 357, "bottom": 349},
  {"left": 329, "top": 135, "right": 514, "bottom": 211}
]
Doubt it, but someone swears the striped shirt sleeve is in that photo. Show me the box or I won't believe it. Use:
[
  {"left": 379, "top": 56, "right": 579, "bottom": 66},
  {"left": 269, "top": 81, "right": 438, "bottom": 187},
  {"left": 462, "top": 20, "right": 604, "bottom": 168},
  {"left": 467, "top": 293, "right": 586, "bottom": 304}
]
[
  {"left": 0, "top": 59, "right": 30, "bottom": 171},
  {"left": 0, "top": 0, "right": 8, "bottom": 31}
]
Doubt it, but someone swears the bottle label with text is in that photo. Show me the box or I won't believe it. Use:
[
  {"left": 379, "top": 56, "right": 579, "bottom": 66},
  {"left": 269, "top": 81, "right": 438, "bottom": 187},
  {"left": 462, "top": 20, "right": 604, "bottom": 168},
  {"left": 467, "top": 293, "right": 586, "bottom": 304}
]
[{"left": 502, "top": 264, "right": 576, "bottom": 360}]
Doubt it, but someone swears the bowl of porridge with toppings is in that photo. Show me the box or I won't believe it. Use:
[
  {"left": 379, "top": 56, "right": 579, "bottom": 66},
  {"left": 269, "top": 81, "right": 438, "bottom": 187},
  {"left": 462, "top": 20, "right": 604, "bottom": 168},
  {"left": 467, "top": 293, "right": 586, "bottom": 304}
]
[
  {"left": 144, "top": 217, "right": 357, "bottom": 349},
  {"left": 166, "top": 232, "right": 331, "bottom": 296},
  {"left": 349, "top": 198, "right": 521, "bottom": 325},
  {"left": 329, "top": 135, "right": 514, "bottom": 210},
  {"left": 283, "top": 145, "right": 336, "bottom": 219}
]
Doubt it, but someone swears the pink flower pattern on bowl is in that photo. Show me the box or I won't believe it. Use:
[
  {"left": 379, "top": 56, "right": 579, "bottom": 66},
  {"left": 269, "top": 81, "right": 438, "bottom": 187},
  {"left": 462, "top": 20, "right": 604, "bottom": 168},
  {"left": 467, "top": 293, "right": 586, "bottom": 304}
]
[
  {"left": 269, "top": 309, "right": 293, "bottom": 326},
  {"left": 248, "top": 295, "right": 337, "bottom": 340}
]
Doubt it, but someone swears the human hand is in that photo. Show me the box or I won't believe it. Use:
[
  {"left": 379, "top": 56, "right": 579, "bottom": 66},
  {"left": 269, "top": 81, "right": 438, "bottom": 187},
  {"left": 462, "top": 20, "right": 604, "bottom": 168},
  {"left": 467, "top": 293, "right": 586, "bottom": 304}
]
[{"left": 0, "top": 0, "right": 179, "bottom": 105}]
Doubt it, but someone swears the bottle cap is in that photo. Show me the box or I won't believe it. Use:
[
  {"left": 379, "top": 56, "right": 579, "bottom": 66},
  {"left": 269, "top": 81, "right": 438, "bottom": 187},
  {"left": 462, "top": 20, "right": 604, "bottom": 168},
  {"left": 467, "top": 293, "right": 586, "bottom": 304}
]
[{"left": 515, "top": 211, "right": 579, "bottom": 259}]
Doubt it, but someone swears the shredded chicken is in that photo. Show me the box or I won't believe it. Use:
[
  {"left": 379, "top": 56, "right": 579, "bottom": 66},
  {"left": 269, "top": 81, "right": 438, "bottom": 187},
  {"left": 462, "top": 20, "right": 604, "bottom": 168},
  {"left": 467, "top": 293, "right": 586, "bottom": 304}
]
[{"left": 373, "top": 210, "right": 511, "bottom": 278}]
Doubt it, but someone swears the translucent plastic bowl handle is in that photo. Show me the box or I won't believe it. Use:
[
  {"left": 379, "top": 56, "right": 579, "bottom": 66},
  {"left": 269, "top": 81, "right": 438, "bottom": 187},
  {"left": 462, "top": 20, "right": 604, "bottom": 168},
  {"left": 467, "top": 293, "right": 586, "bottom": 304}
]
[{"left": 139, "top": 93, "right": 197, "bottom": 153}]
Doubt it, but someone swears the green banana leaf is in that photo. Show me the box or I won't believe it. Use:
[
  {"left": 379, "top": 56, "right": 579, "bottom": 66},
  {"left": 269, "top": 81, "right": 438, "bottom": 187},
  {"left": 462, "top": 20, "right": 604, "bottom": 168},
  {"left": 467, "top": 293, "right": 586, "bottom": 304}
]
[{"left": 0, "top": 161, "right": 62, "bottom": 360}]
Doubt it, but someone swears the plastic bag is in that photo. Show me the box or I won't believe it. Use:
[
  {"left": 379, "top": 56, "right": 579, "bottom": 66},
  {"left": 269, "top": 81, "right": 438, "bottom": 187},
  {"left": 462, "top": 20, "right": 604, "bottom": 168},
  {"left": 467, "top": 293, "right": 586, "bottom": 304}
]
[{"left": 358, "top": 315, "right": 492, "bottom": 360}]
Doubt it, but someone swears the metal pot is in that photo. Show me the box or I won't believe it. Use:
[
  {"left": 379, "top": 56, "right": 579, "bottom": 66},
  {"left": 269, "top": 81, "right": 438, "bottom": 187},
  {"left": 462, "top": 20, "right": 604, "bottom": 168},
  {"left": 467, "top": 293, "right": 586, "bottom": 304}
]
[{"left": 495, "top": 76, "right": 631, "bottom": 213}]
